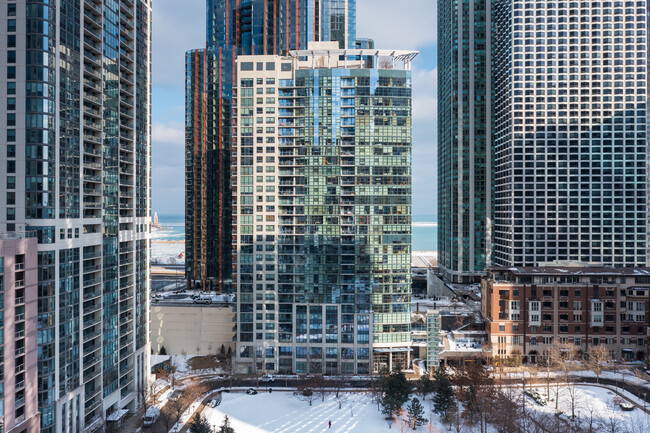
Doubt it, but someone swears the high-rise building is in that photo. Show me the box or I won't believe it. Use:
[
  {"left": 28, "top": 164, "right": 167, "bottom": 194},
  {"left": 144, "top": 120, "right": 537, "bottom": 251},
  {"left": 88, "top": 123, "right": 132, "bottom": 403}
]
[
  {"left": 232, "top": 43, "right": 417, "bottom": 375},
  {"left": 0, "top": 233, "right": 40, "bottom": 433},
  {"left": 437, "top": 0, "right": 492, "bottom": 283},
  {"left": 186, "top": 0, "right": 357, "bottom": 291},
  {"left": 0, "top": 1, "right": 152, "bottom": 431},
  {"left": 492, "top": 1, "right": 648, "bottom": 267}
]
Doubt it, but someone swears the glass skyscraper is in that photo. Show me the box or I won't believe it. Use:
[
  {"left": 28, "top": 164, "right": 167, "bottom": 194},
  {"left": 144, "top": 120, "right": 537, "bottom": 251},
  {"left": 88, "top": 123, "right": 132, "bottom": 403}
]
[
  {"left": 186, "top": 0, "right": 357, "bottom": 291},
  {"left": 437, "top": 0, "right": 492, "bottom": 283},
  {"left": 232, "top": 44, "right": 416, "bottom": 375},
  {"left": 492, "top": 0, "right": 648, "bottom": 267},
  {"left": 0, "top": 1, "right": 152, "bottom": 431}
]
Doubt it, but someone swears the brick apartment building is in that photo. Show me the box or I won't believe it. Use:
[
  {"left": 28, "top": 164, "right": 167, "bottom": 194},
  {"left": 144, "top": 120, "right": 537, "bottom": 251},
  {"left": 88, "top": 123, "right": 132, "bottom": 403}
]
[{"left": 481, "top": 266, "right": 650, "bottom": 364}]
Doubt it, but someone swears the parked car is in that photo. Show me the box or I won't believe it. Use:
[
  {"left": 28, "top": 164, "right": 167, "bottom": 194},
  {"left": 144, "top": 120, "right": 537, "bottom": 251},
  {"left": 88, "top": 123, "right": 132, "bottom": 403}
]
[
  {"left": 169, "top": 390, "right": 182, "bottom": 401},
  {"left": 193, "top": 297, "right": 212, "bottom": 304},
  {"left": 208, "top": 394, "right": 222, "bottom": 407},
  {"left": 143, "top": 407, "right": 160, "bottom": 427},
  {"left": 246, "top": 388, "right": 258, "bottom": 395},
  {"left": 260, "top": 374, "right": 275, "bottom": 383}
]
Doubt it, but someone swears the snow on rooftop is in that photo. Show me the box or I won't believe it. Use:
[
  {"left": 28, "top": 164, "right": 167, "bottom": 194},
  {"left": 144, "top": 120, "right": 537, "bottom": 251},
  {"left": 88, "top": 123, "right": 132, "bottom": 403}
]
[{"left": 106, "top": 409, "right": 128, "bottom": 422}]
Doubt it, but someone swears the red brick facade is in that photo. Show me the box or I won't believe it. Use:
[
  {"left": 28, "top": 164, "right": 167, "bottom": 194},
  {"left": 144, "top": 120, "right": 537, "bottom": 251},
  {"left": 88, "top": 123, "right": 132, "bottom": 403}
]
[{"left": 481, "top": 267, "right": 650, "bottom": 363}]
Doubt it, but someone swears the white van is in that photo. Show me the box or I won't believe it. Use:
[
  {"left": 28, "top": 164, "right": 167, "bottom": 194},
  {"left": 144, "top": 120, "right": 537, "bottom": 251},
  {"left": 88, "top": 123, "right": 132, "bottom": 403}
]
[
  {"left": 193, "top": 296, "right": 212, "bottom": 304},
  {"left": 143, "top": 407, "right": 160, "bottom": 427}
]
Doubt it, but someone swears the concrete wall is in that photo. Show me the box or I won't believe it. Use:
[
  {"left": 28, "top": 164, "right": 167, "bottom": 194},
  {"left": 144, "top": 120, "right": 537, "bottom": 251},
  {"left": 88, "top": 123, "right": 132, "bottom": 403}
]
[
  {"left": 427, "top": 271, "right": 455, "bottom": 298},
  {"left": 150, "top": 305, "right": 235, "bottom": 355}
]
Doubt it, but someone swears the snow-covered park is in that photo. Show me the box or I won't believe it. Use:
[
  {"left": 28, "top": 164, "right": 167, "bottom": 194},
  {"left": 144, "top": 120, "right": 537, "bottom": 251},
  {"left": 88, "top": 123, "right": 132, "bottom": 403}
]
[
  {"left": 522, "top": 384, "right": 650, "bottom": 431},
  {"left": 193, "top": 384, "right": 650, "bottom": 433},
  {"left": 201, "top": 392, "right": 442, "bottom": 433}
]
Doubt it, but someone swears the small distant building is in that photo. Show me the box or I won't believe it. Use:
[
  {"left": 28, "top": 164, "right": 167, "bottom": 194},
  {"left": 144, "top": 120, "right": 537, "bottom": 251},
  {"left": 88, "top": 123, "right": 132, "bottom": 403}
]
[
  {"left": 439, "top": 328, "right": 489, "bottom": 366},
  {"left": 150, "top": 305, "right": 235, "bottom": 356},
  {"left": 482, "top": 266, "right": 650, "bottom": 363}
]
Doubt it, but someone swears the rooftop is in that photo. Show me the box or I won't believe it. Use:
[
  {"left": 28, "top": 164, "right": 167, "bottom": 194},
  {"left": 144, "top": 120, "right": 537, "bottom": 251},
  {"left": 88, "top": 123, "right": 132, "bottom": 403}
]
[
  {"left": 290, "top": 42, "right": 418, "bottom": 71},
  {"left": 488, "top": 266, "right": 650, "bottom": 277}
]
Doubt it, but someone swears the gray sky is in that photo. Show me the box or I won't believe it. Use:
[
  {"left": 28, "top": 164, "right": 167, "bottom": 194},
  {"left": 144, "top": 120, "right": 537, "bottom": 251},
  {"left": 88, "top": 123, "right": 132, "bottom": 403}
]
[{"left": 151, "top": 0, "right": 438, "bottom": 218}]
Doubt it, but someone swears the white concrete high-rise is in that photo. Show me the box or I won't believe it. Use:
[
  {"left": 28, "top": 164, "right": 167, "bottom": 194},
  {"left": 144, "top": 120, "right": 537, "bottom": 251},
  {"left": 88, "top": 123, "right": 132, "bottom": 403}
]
[{"left": 0, "top": 1, "right": 152, "bottom": 431}]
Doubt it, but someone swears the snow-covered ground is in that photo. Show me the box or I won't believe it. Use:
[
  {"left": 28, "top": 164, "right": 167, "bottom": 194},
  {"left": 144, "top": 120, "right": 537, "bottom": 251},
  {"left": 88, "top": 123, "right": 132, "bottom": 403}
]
[
  {"left": 196, "top": 385, "right": 650, "bottom": 433},
  {"left": 201, "top": 392, "right": 442, "bottom": 433},
  {"left": 504, "top": 368, "right": 650, "bottom": 390},
  {"left": 151, "top": 241, "right": 184, "bottom": 265},
  {"left": 524, "top": 384, "right": 650, "bottom": 431}
]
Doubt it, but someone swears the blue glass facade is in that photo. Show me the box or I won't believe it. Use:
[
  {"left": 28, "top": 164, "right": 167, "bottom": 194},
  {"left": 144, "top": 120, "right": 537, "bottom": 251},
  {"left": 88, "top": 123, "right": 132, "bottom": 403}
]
[
  {"left": 437, "top": 0, "right": 492, "bottom": 283},
  {"left": 186, "top": 0, "right": 357, "bottom": 290},
  {"left": 233, "top": 49, "right": 415, "bottom": 375}
]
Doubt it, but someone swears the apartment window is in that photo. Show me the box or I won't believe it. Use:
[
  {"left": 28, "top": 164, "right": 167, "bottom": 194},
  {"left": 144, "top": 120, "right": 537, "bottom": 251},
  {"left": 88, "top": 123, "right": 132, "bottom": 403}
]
[
  {"left": 499, "top": 324, "right": 505, "bottom": 332},
  {"left": 8, "top": 19, "right": 16, "bottom": 32},
  {"left": 7, "top": 51, "right": 15, "bottom": 63},
  {"left": 7, "top": 98, "right": 15, "bottom": 110}
]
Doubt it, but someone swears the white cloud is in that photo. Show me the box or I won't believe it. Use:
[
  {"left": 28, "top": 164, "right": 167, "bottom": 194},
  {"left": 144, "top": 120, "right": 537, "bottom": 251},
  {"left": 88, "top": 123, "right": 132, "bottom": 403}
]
[
  {"left": 152, "top": 121, "right": 185, "bottom": 145},
  {"left": 357, "top": 0, "right": 437, "bottom": 49},
  {"left": 412, "top": 67, "right": 437, "bottom": 122}
]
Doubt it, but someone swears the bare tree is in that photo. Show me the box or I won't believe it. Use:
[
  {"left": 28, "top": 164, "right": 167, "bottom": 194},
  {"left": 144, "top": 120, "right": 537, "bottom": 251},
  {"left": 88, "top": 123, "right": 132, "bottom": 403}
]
[
  {"left": 547, "top": 342, "right": 579, "bottom": 410},
  {"left": 295, "top": 376, "right": 316, "bottom": 406},
  {"left": 333, "top": 373, "right": 347, "bottom": 409},
  {"left": 186, "top": 381, "right": 209, "bottom": 406},
  {"left": 452, "top": 361, "right": 496, "bottom": 433},
  {"left": 167, "top": 398, "right": 185, "bottom": 431},
  {"left": 579, "top": 397, "right": 599, "bottom": 433},
  {"left": 539, "top": 349, "right": 559, "bottom": 402},
  {"left": 585, "top": 345, "right": 611, "bottom": 384},
  {"left": 313, "top": 375, "right": 330, "bottom": 402},
  {"left": 138, "top": 379, "right": 160, "bottom": 416},
  {"left": 392, "top": 408, "right": 411, "bottom": 433},
  {"left": 626, "top": 410, "right": 650, "bottom": 433},
  {"left": 423, "top": 419, "right": 442, "bottom": 433},
  {"left": 598, "top": 401, "right": 624, "bottom": 433},
  {"left": 564, "top": 379, "right": 582, "bottom": 421},
  {"left": 491, "top": 386, "right": 523, "bottom": 433}
]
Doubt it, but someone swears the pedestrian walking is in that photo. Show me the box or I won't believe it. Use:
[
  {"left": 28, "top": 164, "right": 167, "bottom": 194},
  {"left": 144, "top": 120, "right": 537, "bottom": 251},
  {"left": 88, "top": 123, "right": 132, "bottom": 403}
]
[{"left": 328, "top": 420, "right": 331, "bottom": 428}]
